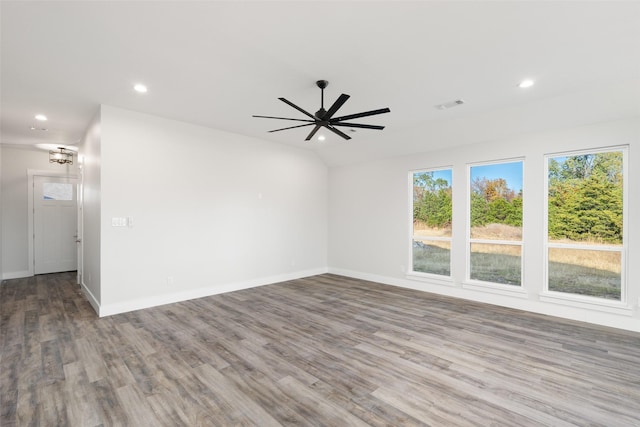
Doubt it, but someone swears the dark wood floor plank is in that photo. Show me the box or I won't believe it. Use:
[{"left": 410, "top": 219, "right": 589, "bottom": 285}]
[
  {"left": 276, "top": 374, "right": 371, "bottom": 427},
  {"left": 74, "top": 336, "right": 108, "bottom": 383},
  {"left": 38, "top": 380, "right": 69, "bottom": 426},
  {"left": 61, "top": 361, "right": 102, "bottom": 426},
  {"left": 40, "top": 338, "right": 65, "bottom": 384},
  {"left": 114, "top": 383, "right": 160, "bottom": 426},
  {"left": 90, "top": 377, "right": 130, "bottom": 426},
  {"left": 2, "top": 271, "right": 640, "bottom": 426},
  {"left": 215, "top": 358, "right": 318, "bottom": 426},
  {"left": 194, "top": 363, "right": 282, "bottom": 426},
  {"left": 146, "top": 390, "right": 193, "bottom": 426}
]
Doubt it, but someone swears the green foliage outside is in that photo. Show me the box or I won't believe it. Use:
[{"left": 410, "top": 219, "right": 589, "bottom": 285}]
[
  {"left": 470, "top": 177, "right": 522, "bottom": 227},
  {"left": 413, "top": 172, "right": 452, "bottom": 228},
  {"left": 412, "top": 153, "right": 623, "bottom": 242},
  {"left": 548, "top": 152, "right": 623, "bottom": 244},
  {"left": 413, "top": 170, "right": 524, "bottom": 229},
  {"left": 412, "top": 153, "right": 623, "bottom": 297}
]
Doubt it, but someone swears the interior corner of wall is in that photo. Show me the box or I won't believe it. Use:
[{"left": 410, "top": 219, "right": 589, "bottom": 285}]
[{"left": 80, "top": 280, "right": 101, "bottom": 317}]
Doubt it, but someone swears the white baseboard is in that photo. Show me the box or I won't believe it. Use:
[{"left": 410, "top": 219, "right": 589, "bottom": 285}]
[
  {"left": 97, "top": 267, "right": 329, "bottom": 317},
  {"left": 1, "top": 270, "right": 32, "bottom": 280},
  {"left": 80, "top": 281, "right": 101, "bottom": 316},
  {"left": 328, "top": 267, "right": 453, "bottom": 294},
  {"left": 328, "top": 267, "right": 640, "bottom": 333}
]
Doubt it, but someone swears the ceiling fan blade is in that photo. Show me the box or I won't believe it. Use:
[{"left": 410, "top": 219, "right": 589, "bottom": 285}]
[
  {"left": 305, "top": 124, "right": 322, "bottom": 141},
  {"left": 253, "top": 115, "right": 315, "bottom": 123},
  {"left": 322, "top": 93, "right": 350, "bottom": 120},
  {"left": 330, "top": 107, "right": 391, "bottom": 123},
  {"left": 325, "top": 125, "right": 352, "bottom": 140},
  {"left": 268, "top": 123, "right": 315, "bottom": 133},
  {"left": 279, "top": 98, "right": 316, "bottom": 119},
  {"left": 332, "top": 122, "right": 385, "bottom": 130}
]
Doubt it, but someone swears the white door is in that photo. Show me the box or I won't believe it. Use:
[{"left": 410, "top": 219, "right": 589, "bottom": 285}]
[{"left": 34, "top": 176, "right": 78, "bottom": 274}]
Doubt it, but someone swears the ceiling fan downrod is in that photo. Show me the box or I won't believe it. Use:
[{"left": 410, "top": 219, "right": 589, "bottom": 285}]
[{"left": 315, "top": 80, "right": 329, "bottom": 119}]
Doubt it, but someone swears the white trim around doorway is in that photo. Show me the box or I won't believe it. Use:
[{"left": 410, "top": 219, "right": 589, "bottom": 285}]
[{"left": 27, "top": 169, "right": 78, "bottom": 277}]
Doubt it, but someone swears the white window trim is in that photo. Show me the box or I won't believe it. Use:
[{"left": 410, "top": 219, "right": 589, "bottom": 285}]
[
  {"left": 413, "top": 235, "right": 451, "bottom": 243},
  {"left": 540, "top": 292, "right": 632, "bottom": 315},
  {"left": 469, "top": 239, "right": 522, "bottom": 246},
  {"left": 405, "top": 271, "right": 455, "bottom": 286},
  {"left": 463, "top": 280, "right": 529, "bottom": 298},
  {"left": 408, "top": 167, "right": 453, "bottom": 279},
  {"left": 547, "top": 242, "right": 622, "bottom": 251},
  {"left": 466, "top": 158, "right": 525, "bottom": 289},
  {"left": 542, "top": 146, "right": 629, "bottom": 307}
]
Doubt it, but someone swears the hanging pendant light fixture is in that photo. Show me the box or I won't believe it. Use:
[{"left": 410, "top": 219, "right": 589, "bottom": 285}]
[{"left": 49, "top": 147, "right": 74, "bottom": 165}]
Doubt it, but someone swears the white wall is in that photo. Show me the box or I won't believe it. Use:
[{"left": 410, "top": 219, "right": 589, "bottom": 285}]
[
  {"left": 328, "top": 117, "right": 640, "bottom": 332},
  {"left": 79, "top": 111, "right": 102, "bottom": 310},
  {"left": 0, "top": 145, "right": 76, "bottom": 279},
  {"left": 0, "top": 146, "right": 3, "bottom": 279},
  {"left": 94, "top": 106, "right": 328, "bottom": 315}
]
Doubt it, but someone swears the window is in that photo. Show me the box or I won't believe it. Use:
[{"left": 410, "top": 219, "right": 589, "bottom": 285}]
[
  {"left": 468, "top": 160, "right": 523, "bottom": 286},
  {"left": 411, "top": 169, "right": 452, "bottom": 277},
  {"left": 545, "top": 149, "right": 625, "bottom": 302},
  {"left": 43, "top": 182, "right": 73, "bottom": 200}
]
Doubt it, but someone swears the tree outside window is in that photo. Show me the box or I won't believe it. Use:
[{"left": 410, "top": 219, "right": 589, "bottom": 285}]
[
  {"left": 411, "top": 169, "right": 452, "bottom": 276},
  {"left": 468, "top": 161, "right": 523, "bottom": 286},
  {"left": 546, "top": 150, "right": 625, "bottom": 301}
]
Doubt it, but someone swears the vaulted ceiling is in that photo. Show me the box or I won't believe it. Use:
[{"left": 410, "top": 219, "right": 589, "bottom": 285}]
[{"left": 2, "top": 1, "right": 639, "bottom": 166}]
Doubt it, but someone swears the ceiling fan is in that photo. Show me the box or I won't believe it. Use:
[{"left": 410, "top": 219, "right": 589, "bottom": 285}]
[{"left": 253, "top": 80, "right": 390, "bottom": 141}]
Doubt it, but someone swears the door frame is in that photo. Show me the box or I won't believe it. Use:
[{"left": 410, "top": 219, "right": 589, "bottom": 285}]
[{"left": 27, "top": 169, "right": 79, "bottom": 277}]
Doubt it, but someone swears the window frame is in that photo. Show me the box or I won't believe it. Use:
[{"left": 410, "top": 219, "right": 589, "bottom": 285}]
[
  {"left": 542, "top": 146, "right": 629, "bottom": 308},
  {"left": 465, "top": 158, "right": 525, "bottom": 291},
  {"left": 407, "top": 167, "right": 454, "bottom": 283}
]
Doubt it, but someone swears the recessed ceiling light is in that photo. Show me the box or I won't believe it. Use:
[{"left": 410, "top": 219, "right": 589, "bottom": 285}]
[
  {"left": 30, "top": 126, "right": 48, "bottom": 131},
  {"left": 318, "top": 135, "right": 326, "bottom": 141},
  {"left": 518, "top": 79, "right": 535, "bottom": 89},
  {"left": 35, "top": 114, "right": 47, "bottom": 121},
  {"left": 133, "top": 83, "right": 148, "bottom": 93}
]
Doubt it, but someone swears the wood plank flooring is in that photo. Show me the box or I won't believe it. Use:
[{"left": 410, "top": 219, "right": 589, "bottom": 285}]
[{"left": 1, "top": 272, "right": 640, "bottom": 426}]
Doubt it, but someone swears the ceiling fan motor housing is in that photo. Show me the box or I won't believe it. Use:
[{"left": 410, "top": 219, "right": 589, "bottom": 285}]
[{"left": 315, "top": 108, "right": 327, "bottom": 119}]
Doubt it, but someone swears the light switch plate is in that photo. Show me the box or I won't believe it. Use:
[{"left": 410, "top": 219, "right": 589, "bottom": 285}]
[{"left": 112, "top": 217, "right": 127, "bottom": 227}]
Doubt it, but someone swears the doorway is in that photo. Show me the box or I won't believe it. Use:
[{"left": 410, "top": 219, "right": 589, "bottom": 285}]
[{"left": 28, "top": 171, "right": 79, "bottom": 276}]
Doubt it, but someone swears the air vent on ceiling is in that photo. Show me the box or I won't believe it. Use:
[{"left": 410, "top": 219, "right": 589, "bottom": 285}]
[{"left": 435, "top": 99, "right": 465, "bottom": 110}]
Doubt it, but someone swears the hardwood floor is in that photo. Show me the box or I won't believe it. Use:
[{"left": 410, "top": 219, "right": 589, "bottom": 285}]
[{"left": 1, "top": 272, "right": 639, "bottom": 426}]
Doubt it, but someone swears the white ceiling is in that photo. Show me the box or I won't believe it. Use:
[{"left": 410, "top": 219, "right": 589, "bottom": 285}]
[{"left": 2, "top": 1, "right": 639, "bottom": 166}]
